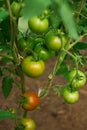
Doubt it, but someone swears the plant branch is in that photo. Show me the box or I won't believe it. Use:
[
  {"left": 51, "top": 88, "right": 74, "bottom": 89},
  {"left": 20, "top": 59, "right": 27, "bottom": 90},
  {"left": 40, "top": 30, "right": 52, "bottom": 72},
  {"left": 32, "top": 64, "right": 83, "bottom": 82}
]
[
  {"left": 5, "top": 0, "right": 13, "bottom": 42},
  {"left": 77, "top": 0, "right": 86, "bottom": 20},
  {"left": 69, "top": 33, "right": 87, "bottom": 49},
  {"left": 40, "top": 38, "right": 71, "bottom": 98},
  {"left": 0, "top": 54, "right": 13, "bottom": 60}
]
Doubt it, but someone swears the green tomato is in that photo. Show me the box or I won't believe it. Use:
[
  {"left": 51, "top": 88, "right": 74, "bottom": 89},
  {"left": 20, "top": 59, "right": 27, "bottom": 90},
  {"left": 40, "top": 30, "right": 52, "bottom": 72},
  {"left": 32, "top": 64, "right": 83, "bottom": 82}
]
[
  {"left": 39, "top": 48, "right": 51, "bottom": 61},
  {"left": 11, "top": 1, "right": 22, "bottom": 17},
  {"left": 21, "top": 56, "right": 45, "bottom": 78},
  {"left": 18, "top": 38, "right": 34, "bottom": 52},
  {"left": 28, "top": 16, "right": 49, "bottom": 34},
  {"left": 45, "top": 30, "right": 67, "bottom": 51},
  {"left": 34, "top": 45, "right": 51, "bottom": 61},
  {"left": 62, "top": 87, "right": 79, "bottom": 104},
  {"left": 68, "top": 69, "right": 86, "bottom": 89},
  {"left": 21, "top": 118, "right": 36, "bottom": 130},
  {"left": 18, "top": 38, "right": 27, "bottom": 51}
]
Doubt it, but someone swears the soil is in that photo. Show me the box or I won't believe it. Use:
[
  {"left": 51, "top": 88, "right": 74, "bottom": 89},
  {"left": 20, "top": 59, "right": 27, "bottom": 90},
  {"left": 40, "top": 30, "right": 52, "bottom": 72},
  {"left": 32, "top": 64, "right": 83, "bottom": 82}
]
[{"left": 0, "top": 57, "right": 87, "bottom": 130}]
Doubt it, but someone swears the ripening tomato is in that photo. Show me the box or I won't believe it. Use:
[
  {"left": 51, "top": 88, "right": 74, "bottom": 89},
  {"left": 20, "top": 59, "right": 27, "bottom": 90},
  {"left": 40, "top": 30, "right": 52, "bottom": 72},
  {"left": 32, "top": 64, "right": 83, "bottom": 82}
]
[
  {"left": 21, "top": 56, "right": 45, "bottom": 78},
  {"left": 68, "top": 69, "right": 86, "bottom": 89},
  {"left": 28, "top": 16, "right": 49, "bottom": 34},
  {"left": 22, "top": 91, "right": 40, "bottom": 111},
  {"left": 62, "top": 87, "right": 79, "bottom": 104},
  {"left": 21, "top": 118, "right": 36, "bottom": 130}
]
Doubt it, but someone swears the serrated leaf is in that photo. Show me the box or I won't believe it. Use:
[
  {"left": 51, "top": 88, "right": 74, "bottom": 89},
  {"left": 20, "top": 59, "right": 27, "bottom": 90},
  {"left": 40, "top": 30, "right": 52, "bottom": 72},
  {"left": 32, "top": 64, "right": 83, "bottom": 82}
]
[
  {"left": 23, "top": 0, "right": 51, "bottom": 19},
  {"left": 2, "top": 76, "right": 14, "bottom": 98},
  {"left": 56, "top": 62, "right": 69, "bottom": 75},
  {"left": 55, "top": 0, "right": 78, "bottom": 39},
  {"left": 0, "top": 110, "right": 16, "bottom": 120}
]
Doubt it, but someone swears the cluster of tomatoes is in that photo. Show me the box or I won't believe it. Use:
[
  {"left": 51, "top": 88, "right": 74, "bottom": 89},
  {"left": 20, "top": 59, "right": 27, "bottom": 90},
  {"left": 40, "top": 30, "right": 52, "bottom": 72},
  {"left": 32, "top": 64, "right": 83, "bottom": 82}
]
[
  {"left": 62, "top": 69, "right": 86, "bottom": 104},
  {"left": 15, "top": 92, "right": 40, "bottom": 130},
  {"left": 19, "top": 14, "right": 67, "bottom": 78},
  {"left": 11, "top": 1, "right": 87, "bottom": 129}
]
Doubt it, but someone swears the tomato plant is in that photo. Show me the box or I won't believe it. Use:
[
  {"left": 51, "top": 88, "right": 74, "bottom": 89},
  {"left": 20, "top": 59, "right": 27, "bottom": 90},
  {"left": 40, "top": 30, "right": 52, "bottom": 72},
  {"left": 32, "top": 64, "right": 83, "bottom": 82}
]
[
  {"left": 21, "top": 56, "right": 45, "bottom": 78},
  {"left": 18, "top": 38, "right": 28, "bottom": 51},
  {"left": 22, "top": 91, "right": 40, "bottom": 111},
  {"left": 28, "top": 16, "right": 49, "bottom": 34},
  {"left": 0, "top": 0, "right": 87, "bottom": 130}
]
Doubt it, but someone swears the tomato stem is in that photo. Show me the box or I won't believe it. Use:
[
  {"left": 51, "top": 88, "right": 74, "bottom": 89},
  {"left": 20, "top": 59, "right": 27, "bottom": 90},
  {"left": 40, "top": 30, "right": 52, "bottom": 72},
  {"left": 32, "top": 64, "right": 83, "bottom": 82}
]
[
  {"left": 40, "top": 38, "right": 71, "bottom": 97},
  {"left": 69, "top": 32, "right": 87, "bottom": 49},
  {"left": 76, "top": 0, "right": 86, "bottom": 21}
]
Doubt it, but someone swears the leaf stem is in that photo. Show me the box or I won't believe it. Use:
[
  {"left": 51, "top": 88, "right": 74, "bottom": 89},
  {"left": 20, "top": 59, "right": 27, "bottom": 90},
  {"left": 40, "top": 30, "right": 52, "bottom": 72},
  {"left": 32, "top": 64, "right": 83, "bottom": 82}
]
[
  {"left": 6, "top": 0, "right": 20, "bottom": 65},
  {"left": 69, "top": 33, "right": 87, "bottom": 49},
  {"left": 76, "top": 0, "right": 86, "bottom": 21}
]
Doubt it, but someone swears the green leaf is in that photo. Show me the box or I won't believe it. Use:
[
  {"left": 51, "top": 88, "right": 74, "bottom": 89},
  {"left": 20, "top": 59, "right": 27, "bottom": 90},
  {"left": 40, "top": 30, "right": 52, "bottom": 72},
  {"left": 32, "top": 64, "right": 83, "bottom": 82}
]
[
  {"left": 55, "top": 62, "right": 70, "bottom": 80},
  {"left": 74, "top": 42, "right": 87, "bottom": 50},
  {"left": 56, "top": 62, "right": 69, "bottom": 75},
  {"left": 0, "top": 9, "right": 9, "bottom": 21},
  {"left": 0, "top": 45, "right": 10, "bottom": 52},
  {"left": 18, "top": 17, "right": 28, "bottom": 32},
  {"left": 23, "top": 0, "right": 51, "bottom": 19},
  {"left": 2, "top": 76, "right": 14, "bottom": 98},
  {"left": 50, "top": 11, "right": 61, "bottom": 28},
  {"left": 54, "top": 0, "right": 78, "bottom": 39},
  {"left": 0, "top": 16, "right": 10, "bottom": 41},
  {"left": 0, "top": 110, "right": 16, "bottom": 120},
  {"left": 3, "top": 66, "right": 17, "bottom": 75},
  {"left": 1, "top": 57, "right": 12, "bottom": 64}
]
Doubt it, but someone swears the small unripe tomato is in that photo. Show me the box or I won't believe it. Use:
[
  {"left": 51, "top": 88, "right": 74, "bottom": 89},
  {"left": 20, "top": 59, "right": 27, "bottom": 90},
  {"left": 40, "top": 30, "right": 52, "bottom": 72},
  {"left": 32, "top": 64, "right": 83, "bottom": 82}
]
[
  {"left": 62, "top": 87, "right": 79, "bottom": 104},
  {"left": 18, "top": 38, "right": 27, "bottom": 51}
]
